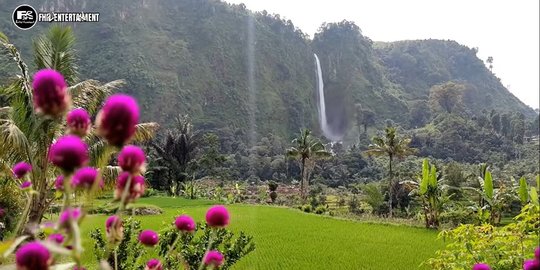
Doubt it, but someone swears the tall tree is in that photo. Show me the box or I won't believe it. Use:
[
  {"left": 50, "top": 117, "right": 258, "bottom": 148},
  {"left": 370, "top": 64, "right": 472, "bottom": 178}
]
[
  {"left": 151, "top": 115, "right": 199, "bottom": 195},
  {"left": 364, "top": 126, "right": 416, "bottom": 217},
  {"left": 409, "top": 100, "right": 431, "bottom": 128},
  {"left": 511, "top": 112, "right": 525, "bottom": 144},
  {"left": 0, "top": 27, "right": 157, "bottom": 226},
  {"left": 491, "top": 113, "right": 501, "bottom": 133},
  {"left": 486, "top": 56, "right": 494, "bottom": 72},
  {"left": 286, "top": 129, "right": 330, "bottom": 200},
  {"left": 500, "top": 113, "right": 512, "bottom": 138},
  {"left": 428, "top": 81, "right": 465, "bottom": 114}
]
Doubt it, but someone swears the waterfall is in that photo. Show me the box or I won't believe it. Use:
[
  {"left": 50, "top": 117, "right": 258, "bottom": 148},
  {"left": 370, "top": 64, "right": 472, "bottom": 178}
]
[{"left": 314, "top": 54, "right": 342, "bottom": 142}]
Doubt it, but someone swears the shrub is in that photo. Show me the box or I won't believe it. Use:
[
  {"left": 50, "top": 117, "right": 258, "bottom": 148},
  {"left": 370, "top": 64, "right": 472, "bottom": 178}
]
[
  {"left": 90, "top": 217, "right": 146, "bottom": 270},
  {"left": 268, "top": 181, "right": 279, "bottom": 192},
  {"left": 269, "top": 191, "right": 278, "bottom": 203},
  {"left": 0, "top": 179, "right": 23, "bottom": 239},
  {"left": 158, "top": 223, "right": 255, "bottom": 270},
  {"left": 301, "top": 204, "right": 312, "bottom": 213},
  {"left": 142, "top": 188, "right": 158, "bottom": 197},
  {"left": 425, "top": 203, "right": 539, "bottom": 269},
  {"left": 315, "top": 205, "right": 327, "bottom": 214}
]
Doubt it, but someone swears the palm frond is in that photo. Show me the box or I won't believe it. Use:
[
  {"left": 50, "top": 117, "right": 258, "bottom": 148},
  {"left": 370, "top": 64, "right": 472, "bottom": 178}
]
[
  {"left": 101, "top": 165, "right": 121, "bottom": 185},
  {"left": 69, "top": 79, "right": 125, "bottom": 116},
  {"left": 132, "top": 122, "right": 159, "bottom": 143},
  {"left": 0, "top": 117, "right": 30, "bottom": 162},
  {"left": 33, "top": 25, "right": 77, "bottom": 84}
]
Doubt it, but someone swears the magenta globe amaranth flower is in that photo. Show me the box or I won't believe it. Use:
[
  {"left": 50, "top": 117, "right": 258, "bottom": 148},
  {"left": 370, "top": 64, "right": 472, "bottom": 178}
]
[
  {"left": 138, "top": 230, "right": 159, "bottom": 247},
  {"left": 15, "top": 241, "right": 51, "bottom": 270},
  {"left": 48, "top": 135, "right": 89, "bottom": 172},
  {"left": 206, "top": 205, "right": 230, "bottom": 228},
  {"left": 12, "top": 162, "right": 32, "bottom": 179},
  {"left": 175, "top": 215, "right": 196, "bottom": 233},
  {"left": 118, "top": 145, "right": 146, "bottom": 173},
  {"left": 472, "top": 263, "right": 491, "bottom": 270},
  {"left": 96, "top": 94, "right": 140, "bottom": 147},
  {"left": 536, "top": 246, "right": 540, "bottom": 260},
  {"left": 114, "top": 172, "right": 145, "bottom": 203},
  {"left": 66, "top": 108, "right": 91, "bottom": 137},
  {"left": 203, "top": 250, "right": 224, "bottom": 268},
  {"left": 145, "top": 259, "right": 163, "bottom": 270},
  {"left": 32, "top": 69, "right": 69, "bottom": 117},
  {"left": 72, "top": 167, "right": 101, "bottom": 190},
  {"left": 20, "top": 181, "right": 32, "bottom": 190},
  {"left": 54, "top": 175, "right": 65, "bottom": 191},
  {"left": 59, "top": 207, "right": 82, "bottom": 229},
  {"left": 105, "top": 215, "right": 123, "bottom": 243},
  {"left": 47, "top": 233, "right": 64, "bottom": 245},
  {"left": 524, "top": 259, "right": 540, "bottom": 270}
]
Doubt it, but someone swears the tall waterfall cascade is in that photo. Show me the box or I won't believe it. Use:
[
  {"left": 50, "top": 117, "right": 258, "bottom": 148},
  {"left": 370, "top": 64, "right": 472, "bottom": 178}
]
[{"left": 314, "top": 53, "right": 343, "bottom": 142}]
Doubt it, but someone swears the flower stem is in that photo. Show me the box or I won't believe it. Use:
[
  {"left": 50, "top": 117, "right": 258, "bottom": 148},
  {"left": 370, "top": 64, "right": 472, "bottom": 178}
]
[
  {"left": 14, "top": 193, "right": 32, "bottom": 235},
  {"left": 198, "top": 229, "right": 216, "bottom": 270}
]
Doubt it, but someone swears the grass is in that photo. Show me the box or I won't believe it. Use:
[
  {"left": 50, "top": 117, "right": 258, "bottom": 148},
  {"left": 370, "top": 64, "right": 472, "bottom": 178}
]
[{"left": 77, "top": 197, "right": 444, "bottom": 269}]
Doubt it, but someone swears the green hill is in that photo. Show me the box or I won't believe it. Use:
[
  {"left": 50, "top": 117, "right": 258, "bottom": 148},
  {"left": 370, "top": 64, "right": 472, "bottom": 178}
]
[{"left": 0, "top": 0, "right": 535, "bottom": 142}]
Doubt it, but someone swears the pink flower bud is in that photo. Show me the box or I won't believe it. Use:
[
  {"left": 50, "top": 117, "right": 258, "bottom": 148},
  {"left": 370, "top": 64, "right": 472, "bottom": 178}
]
[
  {"left": 138, "top": 230, "right": 159, "bottom": 247},
  {"left": 114, "top": 172, "right": 145, "bottom": 203},
  {"left": 47, "top": 233, "right": 64, "bottom": 245},
  {"left": 15, "top": 241, "right": 51, "bottom": 270},
  {"left": 175, "top": 215, "right": 196, "bottom": 233},
  {"left": 203, "top": 250, "right": 224, "bottom": 268},
  {"left": 205, "top": 205, "right": 230, "bottom": 228},
  {"left": 48, "top": 135, "right": 89, "bottom": 172},
  {"left": 145, "top": 259, "right": 162, "bottom": 270},
  {"left": 59, "top": 208, "right": 82, "bottom": 229},
  {"left": 105, "top": 215, "right": 123, "bottom": 243},
  {"left": 523, "top": 259, "right": 540, "bottom": 270},
  {"left": 96, "top": 94, "right": 139, "bottom": 147},
  {"left": 72, "top": 167, "right": 101, "bottom": 190},
  {"left": 20, "top": 181, "right": 32, "bottom": 190},
  {"left": 12, "top": 162, "right": 32, "bottom": 179},
  {"left": 54, "top": 175, "right": 65, "bottom": 191},
  {"left": 32, "top": 69, "right": 70, "bottom": 117},
  {"left": 472, "top": 263, "right": 491, "bottom": 270},
  {"left": 66, "top": 108, "right": 91, "bottom": 137},
  {"left": 118, "top": 145, "right": 146, "bottom": 173}
]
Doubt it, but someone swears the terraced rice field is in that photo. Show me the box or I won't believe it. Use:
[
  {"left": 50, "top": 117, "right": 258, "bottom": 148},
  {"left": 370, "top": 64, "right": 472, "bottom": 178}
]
[{"left": 78, "top": 197, "right": 444, "bottom": 269}]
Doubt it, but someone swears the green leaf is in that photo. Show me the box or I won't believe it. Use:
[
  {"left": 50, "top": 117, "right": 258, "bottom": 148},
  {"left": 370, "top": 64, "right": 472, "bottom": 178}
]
[
  {"left": 428, "top": 165, "right": 437, "bottom": 188},
  {"left": 484, "top": 170, "right": 493, "bottom": 200},
  {"left": 518, "top": 176, "right": 528, "bottom": 204},
  {"left": 530, "top": 187, "right": 539, "bottom": 206},
  {"left": 419, "top": 159, "right": 429, "bottom": 195}
]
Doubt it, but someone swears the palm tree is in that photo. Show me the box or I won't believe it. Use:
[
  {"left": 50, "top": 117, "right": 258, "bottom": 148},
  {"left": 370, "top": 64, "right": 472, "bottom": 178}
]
[
  {"left": 364, "top": 126, "right": 415, "bottom": 217},
  {"left": 151, "top": 115, "right": 200, "bottom": 196},
  {"left": 286, "top": 129, "right": 330, "bottom": 200},
  {"left": 0, "top": 26, "right": 157, "bottom": 228}
]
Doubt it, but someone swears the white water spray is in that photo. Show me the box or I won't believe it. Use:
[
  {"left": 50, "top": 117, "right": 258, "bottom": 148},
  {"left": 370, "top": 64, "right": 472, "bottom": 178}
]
[{"left": 314, "top": 53, "right": 342, "bottom": 142}]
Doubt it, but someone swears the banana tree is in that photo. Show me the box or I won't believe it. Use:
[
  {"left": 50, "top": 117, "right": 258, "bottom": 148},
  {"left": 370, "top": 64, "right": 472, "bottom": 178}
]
[
  {"left": 512, "top": 175, "right": 540, "bottom": 207},
  {"left": 0, "top": 26, "right": 158, "bottom": 228},
  {"left": 463, "top": 168, "right": 515, "bottom": 225},
  {"left": 401, "top": 159, "right": 449, "bottom": 228}
]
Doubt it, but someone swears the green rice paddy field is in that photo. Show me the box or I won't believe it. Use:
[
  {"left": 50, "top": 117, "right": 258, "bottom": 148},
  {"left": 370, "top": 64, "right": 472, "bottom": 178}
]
[{"left": 79, "top": 197, "right": 444, "bottom": 269}]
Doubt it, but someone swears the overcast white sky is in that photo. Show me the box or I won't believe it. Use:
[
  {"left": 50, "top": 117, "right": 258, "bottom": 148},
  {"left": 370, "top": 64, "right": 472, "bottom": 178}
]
[{"left": 225, "top": 0, "right": 539, "bottom": 109}]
